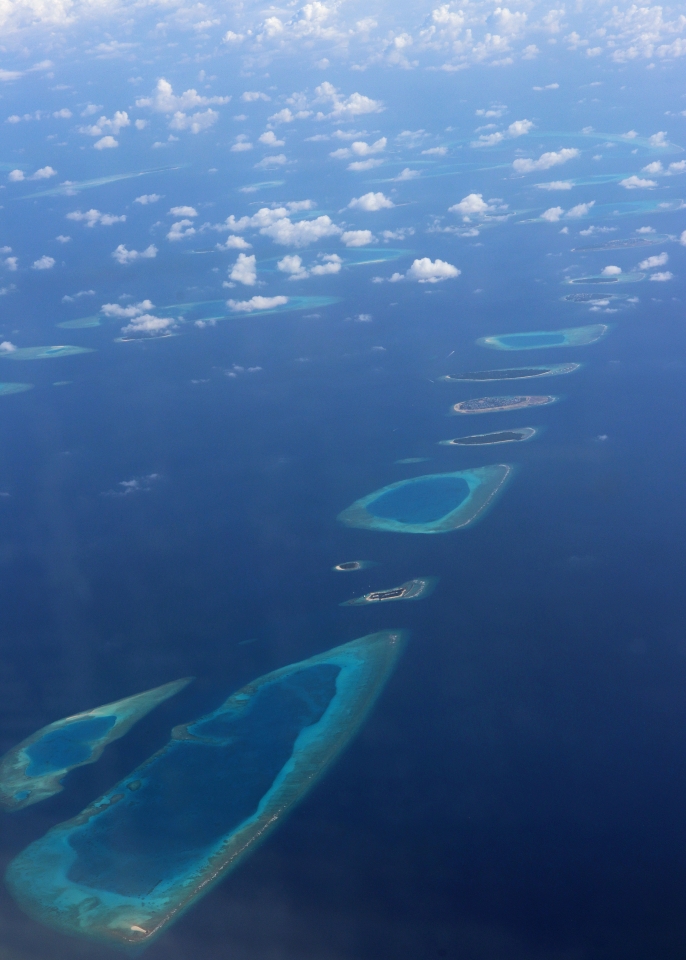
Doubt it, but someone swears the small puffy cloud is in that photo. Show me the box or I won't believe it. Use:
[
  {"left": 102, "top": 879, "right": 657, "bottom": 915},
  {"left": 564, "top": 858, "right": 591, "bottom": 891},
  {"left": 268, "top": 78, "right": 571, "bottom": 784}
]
[
  {"left": 223, "top": 31, "right": 244, "bottom": 42},
  {"left": 3, "top": 257, "right": 18, "bottom": 271},
  {"left": 278, "top": 254, "right": 309, "bottom": 279},
  {"left": 601, "top": 265, "right": 622, "bottom": 276},
  {"left": 53, "top": 108, "right": 72, "bottom": 119},
  {"left": 167, "top": 219, "right": 196, "bottom": 241},
  {"left": 101, "top": 299, "right": 154, "bottom": 318},
  {"left": 449, "top": 193, "right": 491, "bottom": 217},
  {"left": 56, "top": 235, "right": 71, "bottom": 243},
  {"left": 642, "top": 161, "right": 663, "bottom": 174},
  {"left": 32, "top": 255, "right": 55, "bottom": 270},
  {"left": 112, "top": 243, "right": 158, "bottom": 264},
  {"left": 258, "top": 131, "right": 284, "bottom": 146},
  {"left": 650, "top": 271, "right": 673, "bottom": 281},
  {"left": 169, "top": 109, "right": 218, "bottom": 134},
  {"left": 268, "top": 108, "right": 296, "bottom": 125},
  {"left": 513, "top": 148, "right": 579, "bottom": 173},
  {"left": 541, "top": 206, "right": 564, "bottom": 221},
  {"left": 381, "top": 228, "right": 414, "bottom": 240},
  {"left": 122, "top": 315, "right": 175, "bottom": 336},
  {"left": 421, "top": 146, "right": 448, "bottom": 155},
  {"left": 8, "top": 170, "right": 24, "bottom": 182},
  {"left": 135, "top": 194, "right": 162, "bottom": 204},
  {"left": 341, "top": 229, "right": 374, "bottom": 246},
  {"left": 94, "top": 135, "right": 118, "bottom": 149},
  {"left": 352, "top": 137, "right": 386, "bottom": 156},
  {"left": 136, "top": 79, "right": 229, "bottom": 114},
  {"left": 680, "top": 230, "right": 686, "bottom": 246},
  {"left": 668, "top": 160, "right": 686, "bottom": 174},
  {"left": 135, "top": 119, "right": 148, "bottom": 130},
  {"left": 396, "top": 168, "right": 420, "bottom": 180},
  {"left": 507, "top": 119, "right": 534, "bottom": 137},
  {"left": 638, "top": 252, "right": 668, "bottom": 270},
  {"left": 67, "top": 209, "right": 126, "bottom": 227},
  {"left": 31, "top": 166, "right": 57, "bottom": 180},
  {"left": 566, "top": 201, "right": 595, "bottom": 218},
  {"left": 231, "top": 134, "right": 252, "bottom": 152},
  {"left": 62, "top": 289, "right": 95, "bottom": 302},
  {"left": 169, "top": 205, "right": 197, "bottom": 217},
  {"left": 255, "top": 153, "right": 288, "bottom": 169},
  {"left": 216, "top": 235, "right": 252, "bottom": 250},
  {"left": 406, "top": 257, "right": 460, "bottom": 283},
  {"left": 533, "top": 83, "right": 559, "bottom": 90},
  {"left": 230, "top": 252, "right": 257, "bottom": 285},
  {"left": 649, "top": 131, "right": 668, "bottom": 147},
  {"left": 241, "top": 91, "right": 271, "bottom": 102},
  {"left": 348, "top": 191, "right": 394, "bottom": 211},
  {"left": 536, "top": 180, "right": 573, "bottom": 190},
  {"left": 313, "top": 82, "right": 383, "bottom": 120},
  {"left": 311, "top": 253, "right": 342, "bottom": 275},
  {"left": 228, "top": 295, "right": 288, "bottom": 312},
  {"left": 619, "top": 175, "right": 657, "bottom": 189},
  {"left": 262, "top": 215, "right": 341, "bottom": 247},
  {"left": 79, "top": 110, "right": 130, "bottom": 137},
  {"left": 348, "top": 158, "right": 384, "bottom": 171},
  {"left": 0, "top": 341, "right": 17, "bottom": 352}
]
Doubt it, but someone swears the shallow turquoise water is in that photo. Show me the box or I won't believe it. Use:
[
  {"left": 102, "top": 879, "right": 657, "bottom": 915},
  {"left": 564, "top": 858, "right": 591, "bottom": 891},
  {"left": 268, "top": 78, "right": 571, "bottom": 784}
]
[{"left": 367, "top": 477, "right": 470, "bottom": 525}]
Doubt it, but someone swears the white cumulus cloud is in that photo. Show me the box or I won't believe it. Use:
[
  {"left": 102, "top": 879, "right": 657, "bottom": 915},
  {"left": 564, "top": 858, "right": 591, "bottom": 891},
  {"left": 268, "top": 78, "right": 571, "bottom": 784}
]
[
  {"left": 262, "top": 215, "right": 341, "bottom": 247},
  {"left": 348, "top": 191, "right": 394, "bottom": 211},
  {"left": 169, "top": 205, "right": 198, "bottom": 217},
  {"left": 638, "top": 252, "right": 668, "bottom": 270},
  {"left": 230, "top": 252, "right": 257, "bottom": 285},
  {"left": 620, "top": 175, "right": 657, "bottom": 189},
  {"left": 341, "top": 229, "right": 374, "bottom": 246},
  {"left": 513, "top": 148, "right": 579, "bottom": 173},
  {"left": 94, "top": 135, "right": 118, "bottom": 149},
  {"left": 541, "top": 206, "right": 564, "bottom": 221},
  {"left": 67, "top": 209, "right": 126, "bottom": 226},
  {"left": 649, "top": 271, "right": 673, "bottom": 281},
  {"left": 111, "top": 244, "right": 158, "bottom": 264},
  {"left": 32, "top": 255, "right": 55, "bottom": 270},
  {"left": 167, "top": 220, "right": 196, "bottom": 241},
  {"left": 406, "top": 257, "right": 460, "bottom": 283},
  {"left": 101, "top": 299, "right": 154, "bottom": 318},
  {"left": 135, "top": 194, "right": 161, "bottom": 204},
  {"left": 228, "top": 295, "right": 288, "bottom": 312}
]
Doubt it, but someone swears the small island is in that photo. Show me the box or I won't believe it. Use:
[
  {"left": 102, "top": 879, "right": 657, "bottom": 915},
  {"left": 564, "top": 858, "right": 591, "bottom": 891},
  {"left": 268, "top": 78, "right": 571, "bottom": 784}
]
[
  {"left": 451, "top": 396, "right": 556, "bottom": 414},
  {"left": 440, "top": 364, "right": 578, "bottom": 382},
  {"left": 341, "top": 578, "right": 437, "bottom": 606},
  {"left": 6, "top": 631, "right": 407, "bottom": 949},
  {"left": 440, "top": 428, "right": 537, "bottom": 446},
  {"left": 332, "top": 560, "right": 376, "bottom": 572},
  {"left": 0, "top": 679, "right": 192, "bottom": 812},
  {"left": 338, "top": 466, "right": 512, "bottom": 534},
  {"left": 477, "top": 324, "right": 608, "bottom": 351}
]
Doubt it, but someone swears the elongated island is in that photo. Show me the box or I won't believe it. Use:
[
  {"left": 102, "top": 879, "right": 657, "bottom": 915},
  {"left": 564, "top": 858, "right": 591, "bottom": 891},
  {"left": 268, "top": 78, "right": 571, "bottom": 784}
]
[
  {"left": 451, "top": 396, "right": 556, "bottom": 414},
  {"left": 6, "top": 631, "right": 406, "bottom": 948},
  {"left": 341, "top": 578, "right": 437, "bottom": 606}
]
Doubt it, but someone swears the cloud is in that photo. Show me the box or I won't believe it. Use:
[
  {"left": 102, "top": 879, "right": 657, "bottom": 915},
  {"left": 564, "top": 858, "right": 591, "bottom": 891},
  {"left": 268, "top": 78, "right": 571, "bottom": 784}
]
[
  {"left": 536, "top": 180, "right": 573, "bottom": 190},
  {"left": 566, "top": 201, "right": 595, "bottom": 217},
  {"left": 62, "top": 289, "right": 95, "bottom": 302},
  {"left": 135, "top": 194, "right": 162, "bottom": 204},
  {"left": 472, "top": 118, "right": 534, "bottom": 147},
  {"left": 348, "top": 191, "right": 394, "bottom": 211},
  {"left": 638, "top": 252, "right": 668, "bottom": 270},
  {"left": 642, "top": 161, "right": 663, "bottom": 174},
  {"left": 680, "top": 230, "right": 686, "bottom": 246},
  {"left": 169, "top": 109, "right": 218, "bottom": 133},
  {"left": 0, "top": 342, "right": 17, "bottom": 352},
  {"left": 3, "top": 257, "right": 18, "bottom": 271},
  {"left": 396, "top": 168, "right": 420, "bottom": 181},
  {"left": 541, "top": 206, "right": 564, "bottom": 221},
  {"left": 8, "top": 170, "right": 24, "bottom": 182},
  {"left": 9, "top": 166, "right": 57, "bottom": 182},
  {"left": 313, "top": 82, "right": 383, "bottom": 119},
  {"left": 227, "top": 295, "right": 288, "bottom": 312},
  {"left": 513, "top": 148, "right": 579, "bottom": 173},
  {"left": 601, "top": 265, "right": 622, "bottom": 275},
  {"left": 278, "top": 254, "right": 308, "bottom": 279},
  {"left": 55, "top": 235, "right": 71, "bottom": 243},
  {"left": 79, "top": 110, "right": 130, "bottom": 137},
  {"left": 167, "top": 219, "right": 196, "bottom": 241},
  {"left": 242, "top": 91, "right": 271, "bottom": 102},
  {"left": 258, "top": 131, "right": 284, "bottom": 146},
  {"left": 619, "top": 175, "right": 657, "bottom": 189},
  {"left": 101, "top": 299, "right": 154, "bottom": 318},
  {"left": 94, "top": 135, "right": 118, "bottom": 149},
  {"left": 381, "top": 228, "right": 415, "bottom": 240},
  {"left": 111, "top": 244, "right": 158, "bottom": 264},
  {"left": 649, "top": 131, "right": 667, "bottom": 147},
  {"left": 262, "top": 215, "right": 341, "bottom": 247},
  {"left": 341, "top": 229, "right": 374, "bottom": 246},
  {"left": 169, "top": 205, "right": 198, "bottom": 217},
  {"left": 216, "top": 235, "right": 252, "bottom": 250},
  {"left": 254, "top": 153, "right": 287, "bottom": 169},
  {"left": 311, "top": 253, "right": 342, "bottom": 275},
  {"left": 508, "top": 119, "right": 534, "bottom": 136},
  {"left": 32, "top": 255, "right": 55, "bottom": 270},
  {"left": 122, "top": 315, "right": 175, "bottom": 336},
  {"left": 406, "top": 257, "right": 460, "bottom": 283},
  {"left": 449, "top": 193, "right": 492, "bottom": 217},
  {"left": 649, "top": 271, "right": 673, "bottom": 281},
  {"left": 231, "top": 135, "right": 253, "bottom": 152},
  {"left": 67, "top": 209, "right": 126, "bottom": 226},
  {"left": 348, "top": 159, "right": 384, "bottom": 171},
  {"left": 136, "top": 78, "right": 229, "bottom": 114},
  {"left": 230, "top": 252, "right": 257, "bottom": 285},
  {"left": 422, "top": 146, "right": 448, "bottom": 155}
]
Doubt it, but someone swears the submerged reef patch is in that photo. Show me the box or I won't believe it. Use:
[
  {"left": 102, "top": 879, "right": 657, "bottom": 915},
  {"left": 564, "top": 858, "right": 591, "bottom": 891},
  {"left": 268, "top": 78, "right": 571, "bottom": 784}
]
[
  {"left": 440, "top": 428, "right": 538, "bottom": 446},
  {"left": 0, "top": 383, "right": 33, "bottom": 395},
  {"left": 341, "top": 578, "right": 437, "bottom": 606},
  {"left": 451, "top": 396, "right": 556, "bottom": 414},
  {"left": 337, "top": 467, "right": 511, "bottom": 534},
  {"left": 0, "top": 679, "right": 192, "bottom": 812},
  {"left": 477, "top": 325, "right": 608, "bottom": 351},
  {"left": 0, "top": 346, "right": 94, "bottom": 361},
  {"left": 6, "top": 632, "right": 406, "bottom": 948}
]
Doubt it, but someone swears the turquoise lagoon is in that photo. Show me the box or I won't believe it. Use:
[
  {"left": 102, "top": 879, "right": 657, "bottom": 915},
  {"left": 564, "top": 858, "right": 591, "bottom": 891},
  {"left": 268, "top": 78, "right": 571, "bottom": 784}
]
[
  {"left": 0, "top": 383, "right": 33, "bottom": 395},
  {"left": 1, "top": 346, "right": 94, "bottom": 361},
  {"left": 5, "top": 631, "right": 406, "bottom": 948},
  {"left": 0, "top": 679, "right": 192, "bottom": 811},
  {"left": 337, "top": 467, "right": 511, "bottom": 534},
  {"left": 477, "top": 325, "right": 609, "bottom": 351}
]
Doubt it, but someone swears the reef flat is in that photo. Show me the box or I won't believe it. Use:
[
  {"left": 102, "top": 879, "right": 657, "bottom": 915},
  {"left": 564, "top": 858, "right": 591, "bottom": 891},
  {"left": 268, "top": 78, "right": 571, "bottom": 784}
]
[
  {"left": 341, "top": 578, "right": 437, "bottom": 606},
  {"left": 440, "top": 428, "right": 537, "bottom": 446},
  {"left": 57, "top": 316, "right": 102, "bottom": 329},
  {"left": 567, "top": 273, "right": 644, "bottom": 285},
  {"left": 572, "top": 235, "right": 670, "bottom": 252},
  {"left": 1, "top": 346, "right": 94, "bottom": 361},
  {"left": 337, "top": 467, "right": 511, "bottom": 534},
  {"left": 0, "top": 679, "right": 192, "bottom": 812},
  {"left": 440, "top": 364, "right": 578, "bottom": 382},
  {"left": 563, "top": 292, "right": 625, "bottom": 303},
  {"left": 332, "top": 560, "right": 377, "bottom": 572},
  {"left": 6, "top": 632, "right": 406, "bottom": 948},
  {"left": 451, "top": 396, "right": 556, "bottom": 414},
  {"left": 477, "top": 325, "right": 608, "bottom": 351}
]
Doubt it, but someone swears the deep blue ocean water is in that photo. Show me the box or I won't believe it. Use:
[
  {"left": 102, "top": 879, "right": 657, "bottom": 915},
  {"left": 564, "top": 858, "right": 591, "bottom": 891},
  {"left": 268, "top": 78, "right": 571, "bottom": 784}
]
[{"left": 0, "top": 39, "right": 684, "bottom": 960}]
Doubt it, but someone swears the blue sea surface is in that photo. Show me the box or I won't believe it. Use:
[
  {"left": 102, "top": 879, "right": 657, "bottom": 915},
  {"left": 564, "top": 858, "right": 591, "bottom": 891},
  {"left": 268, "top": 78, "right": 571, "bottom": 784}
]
[{"left": 25, "top": 717, "right": 116, "bottom": 777}]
